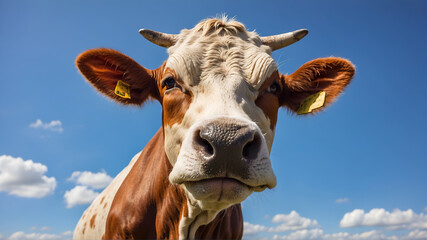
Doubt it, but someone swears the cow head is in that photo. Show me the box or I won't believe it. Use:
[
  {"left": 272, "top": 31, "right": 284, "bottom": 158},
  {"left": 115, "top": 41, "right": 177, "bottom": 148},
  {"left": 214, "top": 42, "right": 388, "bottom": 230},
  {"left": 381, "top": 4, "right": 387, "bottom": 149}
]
[{"left": 76, "top": 17, "right": 354, "bottom": 222}]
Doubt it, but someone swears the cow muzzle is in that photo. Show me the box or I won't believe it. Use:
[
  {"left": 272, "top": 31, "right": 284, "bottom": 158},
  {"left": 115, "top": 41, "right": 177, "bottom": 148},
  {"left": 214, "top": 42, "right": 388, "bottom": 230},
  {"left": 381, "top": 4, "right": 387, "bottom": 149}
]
[{"left": 169, "top": 117, "right": 277, "bottom": 209}]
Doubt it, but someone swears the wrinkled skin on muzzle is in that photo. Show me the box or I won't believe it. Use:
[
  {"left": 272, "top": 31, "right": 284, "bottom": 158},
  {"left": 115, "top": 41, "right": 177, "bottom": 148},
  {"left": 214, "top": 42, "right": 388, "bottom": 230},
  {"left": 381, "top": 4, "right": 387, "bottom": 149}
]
[{"left": 169, "top": 116, "right": 277, "bottom": 210}]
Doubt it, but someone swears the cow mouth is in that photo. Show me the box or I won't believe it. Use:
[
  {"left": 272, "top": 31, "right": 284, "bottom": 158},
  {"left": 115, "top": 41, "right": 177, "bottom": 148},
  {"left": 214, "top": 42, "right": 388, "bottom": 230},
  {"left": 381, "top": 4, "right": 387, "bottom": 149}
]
[
  {"left": 183, "top": 177, "right": 269, "bottom": 203},
  {"left": 184, "top": 177, "right": 269, "bottom": 191}
]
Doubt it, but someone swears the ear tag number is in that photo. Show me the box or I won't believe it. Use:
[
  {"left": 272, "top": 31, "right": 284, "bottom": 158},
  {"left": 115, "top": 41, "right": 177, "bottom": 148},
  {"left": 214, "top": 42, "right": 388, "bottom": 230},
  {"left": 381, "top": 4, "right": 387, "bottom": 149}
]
[
  {"left": 114, "top": 80, "right": 131, "bottom": 99},
  {"left": 297, "top": 91, "right": 326, "bottom": 115}
]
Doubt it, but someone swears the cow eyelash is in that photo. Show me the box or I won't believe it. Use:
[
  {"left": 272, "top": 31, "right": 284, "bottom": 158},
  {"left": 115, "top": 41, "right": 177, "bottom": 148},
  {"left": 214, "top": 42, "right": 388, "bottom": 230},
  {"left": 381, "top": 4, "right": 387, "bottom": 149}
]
[
  {"left": 267, "top": 82, "right": 281, "bottom": 94},
  {"left": 161, "top": 77, "right": 179, "bottom": 90}
]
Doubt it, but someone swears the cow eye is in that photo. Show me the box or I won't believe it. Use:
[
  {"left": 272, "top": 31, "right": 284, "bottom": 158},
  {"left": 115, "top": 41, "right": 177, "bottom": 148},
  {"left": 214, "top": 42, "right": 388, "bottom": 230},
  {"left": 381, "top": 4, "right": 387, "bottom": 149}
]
[
  {"left": 267, "top": 82, "right": 281, "bottom": 94},
  {"left": 162, "top": 77, "right": 178, "bottom": 90}
]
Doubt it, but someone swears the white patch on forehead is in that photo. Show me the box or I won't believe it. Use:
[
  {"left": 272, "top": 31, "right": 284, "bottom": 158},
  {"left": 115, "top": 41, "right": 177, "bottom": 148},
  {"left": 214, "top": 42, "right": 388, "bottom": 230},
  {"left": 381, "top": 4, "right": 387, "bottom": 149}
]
[
  {"left": 244, "top": 51, "right": 277, "bottom": 89},
  {"left": 166, "top": 49, "right": 202, "bottom": 86},
  {"left": 166, "top": 20, "right": 277, "bottom": 90}
]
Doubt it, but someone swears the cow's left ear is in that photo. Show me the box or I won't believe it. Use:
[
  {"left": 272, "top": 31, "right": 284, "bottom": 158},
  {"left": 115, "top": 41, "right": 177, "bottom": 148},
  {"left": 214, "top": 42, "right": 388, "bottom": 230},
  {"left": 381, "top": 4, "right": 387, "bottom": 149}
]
[
  {"left": 76, "top": 48, "right": 160, "bottom": 105},
  {"left": 279, "top": 57, "right": 355, "bottom": 114}
]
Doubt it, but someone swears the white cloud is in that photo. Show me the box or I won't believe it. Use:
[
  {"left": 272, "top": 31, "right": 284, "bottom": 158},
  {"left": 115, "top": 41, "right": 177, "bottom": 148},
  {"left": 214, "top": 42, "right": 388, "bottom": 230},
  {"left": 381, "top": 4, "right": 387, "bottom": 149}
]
[
  {"left": 407, "top": 229, "right": 427, "bottom": 239},
  {"left": 340, "top": 208, "right": 427, "bottom": 229},
  {"left": 29, "top": 119, "right": 63, "bottom": 133},
  {"left": 270, "top": 211, "right": 320, "bottom": 232},
  {"left": 67, "top": 170, "right": 112, "bottom": 189},
  {"left": 243, "top": 211, "right": 320, "bottom": 236},
  {"left": 0, "top": 155, "right": 56, "bottom": 198},
  {"left": 273, "top": 228, "right": 324, "bottom": 240},
  {"left": 322, "top": 231, "right": 350, "bottom": 240},
  {"left": 326, "top": 230, "right": 399, "bottom": 240},
  {"left": 8, "top": 231, "right": 62, "bottom": 240},
  {"left": 64, "top": 185, "right": 99, "bottom": 208},
  {"left": 273, "top": 229, "right": 404, "bottom": 240},
  {"left": 335, "top": 198, "right": 350, "bottom": 204},
  {"left": 244, "top": 222, "right": 268, "bottom": 235},
  {"left": 245, "top": 208, "right": 427, "bottom": 240},
  {"left": 60, "top": 231, "right": 72, "bottom": 236},
  {"left": 2, "top": 230, "right": 73, "bottom": 240},
  {"left": 347, "top": 230, "right": 393, "bottom": 240},
  {"left": 64, "top": 170, "right": 113, "bottom": 208}
]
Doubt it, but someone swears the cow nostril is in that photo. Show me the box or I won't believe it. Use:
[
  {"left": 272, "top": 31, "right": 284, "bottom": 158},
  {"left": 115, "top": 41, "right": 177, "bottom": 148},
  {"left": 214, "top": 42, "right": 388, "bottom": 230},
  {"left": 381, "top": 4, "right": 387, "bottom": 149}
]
[
  {"left": 194, "top": 130, "right": 214, "bottom": 157},
  {"left": 201, "top": 138, "right": 214, "bottom": 156},
  {"left": 242, "top": 132, "right": 261, "bottom": 161}
]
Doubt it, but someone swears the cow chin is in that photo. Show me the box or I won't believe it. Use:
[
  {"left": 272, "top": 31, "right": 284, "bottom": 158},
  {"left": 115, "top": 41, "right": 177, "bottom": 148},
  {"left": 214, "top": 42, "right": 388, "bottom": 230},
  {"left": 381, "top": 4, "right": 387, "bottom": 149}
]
[{"left": 182, "top": 178, "right": 253, "bottom": 210}]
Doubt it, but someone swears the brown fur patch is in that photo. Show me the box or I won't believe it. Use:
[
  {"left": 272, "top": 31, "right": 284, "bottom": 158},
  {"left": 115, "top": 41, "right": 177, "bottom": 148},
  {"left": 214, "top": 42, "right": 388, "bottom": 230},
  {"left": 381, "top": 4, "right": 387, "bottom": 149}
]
[
  {"left": 156, "top": 68, "right": 193, "bottom": 127},
  {"left": 256, "top": 71, "right": 280, "bottom": 130},
  {"left": 100, "top": 196, "right": 105, "bottom": 204},
  {"left": 162, "top": 90, "right": 192, "bottom": 127},
  {"left": 75, "top": 48, "right": 161, "bottom": 105},
  {"left": 195, "top": 204, "right": 243, "bottom": 239},
  {"left": 90, "top": 214, "right": 97, "bottom": 229},
  {"left": 279, "top": 57, "right": 355, "bottom": 113}
]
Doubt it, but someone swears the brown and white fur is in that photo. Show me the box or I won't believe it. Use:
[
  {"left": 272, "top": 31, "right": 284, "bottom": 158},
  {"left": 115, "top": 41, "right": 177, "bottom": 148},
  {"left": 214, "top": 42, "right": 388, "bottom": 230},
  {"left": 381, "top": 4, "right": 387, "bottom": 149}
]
[{"left": 73, "top": 17, "right": 355, "bottom": 239}]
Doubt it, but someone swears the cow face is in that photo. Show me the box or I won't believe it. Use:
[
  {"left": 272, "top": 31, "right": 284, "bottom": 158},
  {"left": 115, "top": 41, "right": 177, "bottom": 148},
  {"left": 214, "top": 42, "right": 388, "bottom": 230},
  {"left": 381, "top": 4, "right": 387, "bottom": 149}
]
[
  {"left": 76, "top": 18, "right": 354, "bottom": 213},
  {"left": 161, "top": 20, "right": 280, "bottom": 211}
]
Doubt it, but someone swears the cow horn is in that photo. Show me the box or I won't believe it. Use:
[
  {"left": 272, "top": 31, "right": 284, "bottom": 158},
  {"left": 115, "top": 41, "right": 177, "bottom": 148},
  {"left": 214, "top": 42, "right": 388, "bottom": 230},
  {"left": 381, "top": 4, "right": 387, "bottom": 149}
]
[
  {"left": 261, "top": 29, "right": 309, "bottom": 51},
  {"left": 139, "top": 29, "right": 178, "bottom": 48}
]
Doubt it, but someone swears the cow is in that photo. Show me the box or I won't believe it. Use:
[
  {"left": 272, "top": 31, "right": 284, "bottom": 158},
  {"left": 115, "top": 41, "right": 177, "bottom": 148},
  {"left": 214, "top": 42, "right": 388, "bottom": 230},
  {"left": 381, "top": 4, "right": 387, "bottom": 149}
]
[{"left": 73, "top": 17, "right": 355, "bottom": 239}]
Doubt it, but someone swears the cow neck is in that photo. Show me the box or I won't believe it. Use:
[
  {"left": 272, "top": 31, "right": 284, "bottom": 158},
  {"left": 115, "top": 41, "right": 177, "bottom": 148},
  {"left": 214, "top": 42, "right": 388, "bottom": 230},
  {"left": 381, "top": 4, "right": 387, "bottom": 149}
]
[
  {"left": 179, "top": 197, "right": 243, "bottom": 239},
  {"left": 178, "top": 200, "right": 218, "bottom": 239},
  {"left": 105, "top": 128, "right": 243, "bottom": 239}
]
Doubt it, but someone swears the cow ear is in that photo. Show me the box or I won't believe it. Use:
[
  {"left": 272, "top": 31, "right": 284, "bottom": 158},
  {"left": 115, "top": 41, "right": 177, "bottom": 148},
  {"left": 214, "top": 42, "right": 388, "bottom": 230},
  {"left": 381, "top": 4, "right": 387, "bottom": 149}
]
[
  {"left": 76, "top": 48, "right": 160, "bottom": 105},
  {"left": 279, "top": 57, "right": 355, "bottom": 114}
]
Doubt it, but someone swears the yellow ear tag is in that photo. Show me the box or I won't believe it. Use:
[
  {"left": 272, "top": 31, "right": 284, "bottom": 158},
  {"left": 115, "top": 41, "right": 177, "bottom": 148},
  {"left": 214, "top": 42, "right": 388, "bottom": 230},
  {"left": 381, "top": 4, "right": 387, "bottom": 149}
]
[
  {"left": 114, "top": 80, "right": 131, "bottom": 99},
  {"left": 297, "top": 91, "right": 326, "bottom": 115}
]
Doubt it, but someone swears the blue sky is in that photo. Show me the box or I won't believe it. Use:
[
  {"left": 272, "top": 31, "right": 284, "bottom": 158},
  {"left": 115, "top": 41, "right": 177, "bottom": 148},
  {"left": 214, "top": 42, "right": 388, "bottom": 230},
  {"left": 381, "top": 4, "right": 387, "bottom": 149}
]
[{"left": 1, "top": 0, "right": 426, "bottom": 239}]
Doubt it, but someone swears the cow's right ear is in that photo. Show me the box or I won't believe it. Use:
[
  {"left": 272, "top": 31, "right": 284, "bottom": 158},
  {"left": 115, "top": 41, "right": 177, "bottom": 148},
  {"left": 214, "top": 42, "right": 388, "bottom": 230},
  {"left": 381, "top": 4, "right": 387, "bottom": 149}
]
[{"left": 76, "top": 48, "right": 160, "bottom": 105}]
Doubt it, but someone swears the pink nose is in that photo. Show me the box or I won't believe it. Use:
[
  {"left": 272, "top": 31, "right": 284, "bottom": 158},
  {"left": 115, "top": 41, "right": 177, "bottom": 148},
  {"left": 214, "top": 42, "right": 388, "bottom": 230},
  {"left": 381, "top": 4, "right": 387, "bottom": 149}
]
[{"left": 192, "top": 118, "right": 262, "bottom": 178}]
